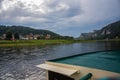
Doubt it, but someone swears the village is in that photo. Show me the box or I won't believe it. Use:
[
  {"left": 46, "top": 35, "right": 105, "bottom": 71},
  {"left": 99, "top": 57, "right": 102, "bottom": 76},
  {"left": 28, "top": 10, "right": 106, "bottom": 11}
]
[{"left": 1, "top": 33, "right": 51, "bottom": 40}]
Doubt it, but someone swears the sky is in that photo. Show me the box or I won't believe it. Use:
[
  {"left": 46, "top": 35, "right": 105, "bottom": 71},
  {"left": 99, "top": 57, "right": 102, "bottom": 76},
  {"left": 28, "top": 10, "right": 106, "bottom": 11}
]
[{"left": 0, "top": 0, "right": 120, "bottom": 37}]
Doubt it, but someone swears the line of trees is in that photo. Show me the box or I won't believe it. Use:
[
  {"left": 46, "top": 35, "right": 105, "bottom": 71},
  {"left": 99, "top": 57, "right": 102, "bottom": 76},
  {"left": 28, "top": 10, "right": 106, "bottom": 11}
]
[
  {"left": 5, "top": 30, "right": 20, "bottom": 40},
  {"left": 51, "top": 36, "right": 74, "bottom": 40}
]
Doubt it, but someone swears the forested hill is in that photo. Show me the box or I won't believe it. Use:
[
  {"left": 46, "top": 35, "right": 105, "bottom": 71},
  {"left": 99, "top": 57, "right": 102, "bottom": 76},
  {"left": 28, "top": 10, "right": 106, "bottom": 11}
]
[
  {"left": 0, "top": 25, "right": 59, "bottom": 36},
  {"left": 79, "top": 20, "right": 120, "bottom": 40}
]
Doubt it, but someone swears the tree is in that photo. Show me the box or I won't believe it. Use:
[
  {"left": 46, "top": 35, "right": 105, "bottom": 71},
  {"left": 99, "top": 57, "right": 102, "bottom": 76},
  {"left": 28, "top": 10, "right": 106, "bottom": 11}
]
[
  {"left": 14, "top": 32, "right": 20, "bottom": 39},
  {"left": 6, "top": 30, "right": 12, "bottom": 40}
]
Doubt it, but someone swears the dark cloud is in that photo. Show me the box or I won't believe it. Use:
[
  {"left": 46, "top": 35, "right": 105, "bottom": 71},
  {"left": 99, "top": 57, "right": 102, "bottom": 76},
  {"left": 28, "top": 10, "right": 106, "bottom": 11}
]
[
  {"left": 46, "top": 0, "right": 82, "bottom": 18},
  {"left": 0, "top": 0, "right": 82, "bottom": 30},
  {"left": 0, "top": 0, "right": 3, "bottom": 8},
  {"left": 0, "top": 0, "right": 3, "bottom": 3}
]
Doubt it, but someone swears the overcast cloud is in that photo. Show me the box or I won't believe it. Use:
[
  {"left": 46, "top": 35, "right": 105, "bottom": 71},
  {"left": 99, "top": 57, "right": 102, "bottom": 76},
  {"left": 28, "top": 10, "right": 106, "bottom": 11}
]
[{"left": 0, "top": 0, "right": 120, "bottom": 37}]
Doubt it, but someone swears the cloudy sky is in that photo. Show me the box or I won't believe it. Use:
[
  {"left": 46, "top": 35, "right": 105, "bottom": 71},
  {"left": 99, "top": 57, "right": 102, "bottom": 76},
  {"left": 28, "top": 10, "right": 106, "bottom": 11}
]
[{"left": 0, "top": 0, "right": 120, "bottom": 37}]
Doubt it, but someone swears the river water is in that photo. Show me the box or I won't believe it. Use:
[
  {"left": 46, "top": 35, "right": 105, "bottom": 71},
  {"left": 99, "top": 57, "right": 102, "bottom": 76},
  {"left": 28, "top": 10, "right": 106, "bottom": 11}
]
[{"left": 0, "top": 41, "right": 120, "bottom": 80}]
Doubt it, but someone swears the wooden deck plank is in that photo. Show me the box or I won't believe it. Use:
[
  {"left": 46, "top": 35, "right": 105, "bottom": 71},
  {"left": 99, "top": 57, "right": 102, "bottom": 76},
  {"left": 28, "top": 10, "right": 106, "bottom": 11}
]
[{"left": 37, "top": 64, "right": 78, "bottom": 76}]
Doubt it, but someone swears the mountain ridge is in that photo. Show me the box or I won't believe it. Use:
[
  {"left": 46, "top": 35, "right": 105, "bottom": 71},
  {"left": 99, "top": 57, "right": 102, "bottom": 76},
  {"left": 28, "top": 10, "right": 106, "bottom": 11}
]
[{"left": 79, "top": 20, "right": 120, "bottom": 40}]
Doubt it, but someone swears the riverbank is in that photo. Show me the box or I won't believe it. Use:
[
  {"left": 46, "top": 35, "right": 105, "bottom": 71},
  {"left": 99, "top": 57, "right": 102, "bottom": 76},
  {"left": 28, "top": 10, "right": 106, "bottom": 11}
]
[
  {"left": 0, "top": 39, "right": 120, "bottom": 47},
  {"left": 77, "top": 39, "right": 120, "bottom": 42},
  {"left": 0, "top": 40, "right": 75, "bottom": 47}
]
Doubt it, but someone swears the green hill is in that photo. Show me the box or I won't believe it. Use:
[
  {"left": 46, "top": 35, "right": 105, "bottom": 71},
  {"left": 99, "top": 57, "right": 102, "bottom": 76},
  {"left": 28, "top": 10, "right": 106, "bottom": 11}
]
[{"left": 0, "top": 25, "right": 59, "bottom": 37}]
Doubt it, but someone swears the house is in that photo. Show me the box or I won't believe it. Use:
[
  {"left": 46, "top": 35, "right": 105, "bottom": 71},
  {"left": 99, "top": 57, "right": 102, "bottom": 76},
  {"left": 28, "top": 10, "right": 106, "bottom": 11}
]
[
  {"left": 33, "top": 34, "right": 40, "bottom": 40},
  {"left": 11, "top": 34, "right": 15, "bottom": 41},
  {"left": 2, "top": 34, "right": 6, "bottom": 40},
  {"left": 25, "top": 33, "right": 34, "bottom": 40},
  {"left": 45, "top": 34, "right": 51, "bottom": 39}
]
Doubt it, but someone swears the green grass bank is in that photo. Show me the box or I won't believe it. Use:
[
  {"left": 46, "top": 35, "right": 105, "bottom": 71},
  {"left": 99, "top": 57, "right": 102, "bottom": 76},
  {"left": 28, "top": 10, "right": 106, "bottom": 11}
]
[
  {"left": 0, "top": 40, "right": 75, "bottom": 47},
  {"left": 0, "top": 39, "right": 120, "bottom": 47}
]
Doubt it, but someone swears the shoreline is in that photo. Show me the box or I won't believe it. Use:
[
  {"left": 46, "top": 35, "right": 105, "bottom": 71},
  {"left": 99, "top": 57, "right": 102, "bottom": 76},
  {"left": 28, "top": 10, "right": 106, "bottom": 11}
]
[
  {"left": 0, "top": 39, "right": 120, "bottom": 47},
  {"left": 0, "top": 40, "right": 74, "bottom": 47}
]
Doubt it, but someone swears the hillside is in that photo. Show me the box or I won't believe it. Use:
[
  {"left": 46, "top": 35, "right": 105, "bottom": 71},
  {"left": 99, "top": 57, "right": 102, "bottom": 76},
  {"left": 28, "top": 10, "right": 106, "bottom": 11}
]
[
  {"left": 79, "top": 20, "right": 120, "bottom": 40},
  {"left": 0, "top": 25, "right": 59, "bottom": 37}
]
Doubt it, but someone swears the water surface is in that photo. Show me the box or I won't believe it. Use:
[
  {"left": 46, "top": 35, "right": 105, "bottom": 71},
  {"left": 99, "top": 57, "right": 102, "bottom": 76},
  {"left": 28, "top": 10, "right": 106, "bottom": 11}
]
[{"left": 0, "top": 41, "right": 120, "bottom": 80}]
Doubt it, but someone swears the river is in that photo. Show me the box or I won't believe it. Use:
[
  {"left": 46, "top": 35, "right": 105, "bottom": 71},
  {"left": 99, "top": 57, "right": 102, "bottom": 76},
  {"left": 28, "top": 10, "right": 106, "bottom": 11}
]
[{"left": 0, "top": 41, "right": 120, "bottom": 80}]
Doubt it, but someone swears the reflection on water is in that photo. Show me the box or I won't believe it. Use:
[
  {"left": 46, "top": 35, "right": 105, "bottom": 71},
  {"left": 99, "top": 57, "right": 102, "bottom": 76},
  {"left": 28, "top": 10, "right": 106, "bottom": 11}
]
[{"left": 0, "top": 41, "right": 120, "bottom": 80}]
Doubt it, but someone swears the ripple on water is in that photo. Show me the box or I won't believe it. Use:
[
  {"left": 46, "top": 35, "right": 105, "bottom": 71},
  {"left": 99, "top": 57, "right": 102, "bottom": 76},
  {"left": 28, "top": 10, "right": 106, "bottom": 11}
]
[{"left": 0, "top": 42, "right": 120, "bottom": 80}]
